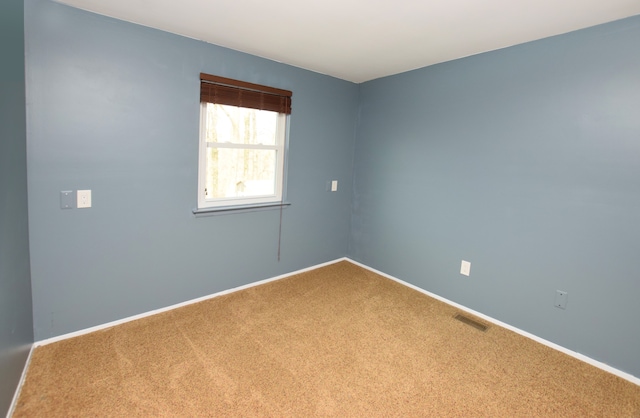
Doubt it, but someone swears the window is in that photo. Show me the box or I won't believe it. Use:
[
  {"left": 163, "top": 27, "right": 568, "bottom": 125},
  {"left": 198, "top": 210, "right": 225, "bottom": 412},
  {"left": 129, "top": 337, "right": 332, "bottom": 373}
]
[{"left": 198, "top": 73, "right": 292, "bottom": 211}]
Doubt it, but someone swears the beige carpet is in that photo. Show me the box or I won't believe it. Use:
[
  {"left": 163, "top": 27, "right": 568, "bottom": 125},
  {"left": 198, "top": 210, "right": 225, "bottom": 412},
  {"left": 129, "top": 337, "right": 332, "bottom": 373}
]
[{"left": 13, "top": 261, "right": 640, "bottom": 416}]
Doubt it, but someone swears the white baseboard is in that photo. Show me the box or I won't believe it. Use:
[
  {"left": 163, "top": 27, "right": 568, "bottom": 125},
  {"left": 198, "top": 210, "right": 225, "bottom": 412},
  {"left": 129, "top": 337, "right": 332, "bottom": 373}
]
[
  {"left": 346, "top": 258, "right": 640, "bottom": 387},
  {"left": 7, "top": 344, "right": 35, "bottom": 418},
  {"left": 36, "top": 257, "right": 349, "bottom": 347},
  {"left": 30, "top": 256, "right": 639, "bottom": 388}
]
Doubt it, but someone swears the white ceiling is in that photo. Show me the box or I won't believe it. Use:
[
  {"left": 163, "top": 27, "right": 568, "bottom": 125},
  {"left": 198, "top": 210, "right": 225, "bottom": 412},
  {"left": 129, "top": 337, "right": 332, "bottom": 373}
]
[{"left": 56, "top": 0, "right": 640, "bottom": 83}]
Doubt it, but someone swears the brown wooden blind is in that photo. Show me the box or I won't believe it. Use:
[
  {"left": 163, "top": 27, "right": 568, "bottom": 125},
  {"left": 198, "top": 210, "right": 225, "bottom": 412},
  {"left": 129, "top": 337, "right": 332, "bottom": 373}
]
[{"left": 200, "top": 73, "right": 292, "bottom": 114}]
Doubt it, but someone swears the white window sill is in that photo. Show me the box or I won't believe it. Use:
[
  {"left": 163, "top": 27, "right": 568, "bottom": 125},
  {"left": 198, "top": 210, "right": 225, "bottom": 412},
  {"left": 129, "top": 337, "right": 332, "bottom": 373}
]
[{"left": 192, "top": 202, "right": 291, "bottom": 217}]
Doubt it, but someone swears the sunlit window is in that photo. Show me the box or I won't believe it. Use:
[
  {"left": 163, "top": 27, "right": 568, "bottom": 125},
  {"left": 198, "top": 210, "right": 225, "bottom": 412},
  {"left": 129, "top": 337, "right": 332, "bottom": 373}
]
[{"left": 197, "top": 73, "right": 291, "bottom": 210}]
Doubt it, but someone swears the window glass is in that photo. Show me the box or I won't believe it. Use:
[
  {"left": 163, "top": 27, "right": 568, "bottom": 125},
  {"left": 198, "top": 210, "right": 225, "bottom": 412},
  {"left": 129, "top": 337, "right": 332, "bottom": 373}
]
[{"left": 198, "top": 103, "right": 286, "bottom": 209}]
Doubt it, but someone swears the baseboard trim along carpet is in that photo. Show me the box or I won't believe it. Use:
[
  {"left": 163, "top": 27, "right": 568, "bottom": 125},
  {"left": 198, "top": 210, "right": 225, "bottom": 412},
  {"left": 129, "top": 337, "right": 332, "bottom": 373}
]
[
  {"left": 347, "top": 258, "right": 640, "bottom": 387},
  {"left": 27, "top": 256, "right": 640, "bottom": 392},
  {"left": 34, "top": 258, "right": 349, "bottom": 348},
  {"left": 7, "top": 344, "right": 35, "bottom": 418}
]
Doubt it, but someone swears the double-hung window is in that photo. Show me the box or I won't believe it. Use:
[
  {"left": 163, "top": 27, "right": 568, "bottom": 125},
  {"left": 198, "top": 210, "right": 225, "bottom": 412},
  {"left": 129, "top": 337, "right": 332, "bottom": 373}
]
[{"left": 198, "top": 73, "right": 292, "bottom": 210}]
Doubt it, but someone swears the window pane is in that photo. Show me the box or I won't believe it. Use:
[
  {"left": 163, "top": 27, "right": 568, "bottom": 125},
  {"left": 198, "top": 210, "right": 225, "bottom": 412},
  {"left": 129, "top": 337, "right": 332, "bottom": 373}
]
[
  {"left": 205, "top": 103, "right": 277, "bottom": 145},
  {"left": 205, "top": 148, "right": 277, "bottom": 199}
]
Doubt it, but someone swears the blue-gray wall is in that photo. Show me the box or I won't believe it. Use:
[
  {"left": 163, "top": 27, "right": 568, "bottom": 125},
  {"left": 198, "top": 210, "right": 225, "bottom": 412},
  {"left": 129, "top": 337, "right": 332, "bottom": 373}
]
[
  {"left": 0, "top": 0, "right": 34, "bottom": 414},
  {"left": 350, "top": 16, "right": 640, "bottom": 377},
  {"left": 21, "top": 0, "right": 640, "bottom": 382},
  {"left": 24, "top": 0, "right": 358, "bottom": 340}
]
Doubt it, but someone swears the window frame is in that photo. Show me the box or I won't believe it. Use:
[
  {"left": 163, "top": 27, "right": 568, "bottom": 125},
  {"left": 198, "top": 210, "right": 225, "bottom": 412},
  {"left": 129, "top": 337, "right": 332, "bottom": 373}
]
[
  {"left": 196, "top": 73, "right": 292, "bottom": 213},
  {"left": 197, "top": 103, "right": 288, "bottom": 210}
]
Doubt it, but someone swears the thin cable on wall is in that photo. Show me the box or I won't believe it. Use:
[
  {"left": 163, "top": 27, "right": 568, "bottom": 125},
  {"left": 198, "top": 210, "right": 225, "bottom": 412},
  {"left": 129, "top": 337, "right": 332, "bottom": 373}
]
[{"left": 277, "top": 146, "right": 287, "bottom": 262}]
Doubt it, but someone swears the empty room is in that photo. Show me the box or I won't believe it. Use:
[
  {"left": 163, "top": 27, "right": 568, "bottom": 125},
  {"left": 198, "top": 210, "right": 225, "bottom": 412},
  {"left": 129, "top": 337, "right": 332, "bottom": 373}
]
[{"left": 2, "top": 0, "right": 640, "bottom": 415}]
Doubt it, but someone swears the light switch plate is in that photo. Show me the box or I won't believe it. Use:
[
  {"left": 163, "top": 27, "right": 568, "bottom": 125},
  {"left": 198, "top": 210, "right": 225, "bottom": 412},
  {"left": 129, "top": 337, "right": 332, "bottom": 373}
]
[
  {"left": 460, "top": 260, "right": 471, "bottom": 276},
  {"left": 331, "top": 180, "right": 338, "bottom": 192},
  {"left": 77, "top": 189, "right": 92, "bottom": 208},
  {"left": 555, "top": 290, "right": 568, "bottom": 309},
  {"left": 60, "top": 191, "right": 74, "bottom": 209}
]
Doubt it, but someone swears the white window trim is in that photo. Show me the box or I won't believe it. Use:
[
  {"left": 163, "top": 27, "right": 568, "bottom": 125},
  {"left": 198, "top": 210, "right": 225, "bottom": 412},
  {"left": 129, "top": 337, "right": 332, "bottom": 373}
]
[{"left": 197, "top": 103, "right": 288, "bottom": 211}]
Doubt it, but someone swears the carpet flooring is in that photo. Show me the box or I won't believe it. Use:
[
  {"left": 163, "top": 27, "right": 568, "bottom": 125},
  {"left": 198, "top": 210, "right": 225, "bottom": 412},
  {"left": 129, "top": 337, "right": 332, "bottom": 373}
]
[{"left": 13, "top": 261, "right": 640, "bottom": 416}]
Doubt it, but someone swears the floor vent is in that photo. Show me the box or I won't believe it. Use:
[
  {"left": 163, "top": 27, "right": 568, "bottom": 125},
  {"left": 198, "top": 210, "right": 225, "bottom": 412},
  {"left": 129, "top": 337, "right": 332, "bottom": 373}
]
[{"left": 454, "top": 313, "right": 489, "bottom": 332}]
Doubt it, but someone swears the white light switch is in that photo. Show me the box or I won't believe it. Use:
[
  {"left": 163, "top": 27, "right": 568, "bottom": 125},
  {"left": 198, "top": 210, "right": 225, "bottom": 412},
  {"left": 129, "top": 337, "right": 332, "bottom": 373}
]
[
  {"left": 331, "top": 180, "right": 338, "bottom": 192},
  {"left": 460, "top": 260, "right": 471, "bottom": 276},
  {"left": 77, "top": 190, "right": 92, "bottom": 208}
]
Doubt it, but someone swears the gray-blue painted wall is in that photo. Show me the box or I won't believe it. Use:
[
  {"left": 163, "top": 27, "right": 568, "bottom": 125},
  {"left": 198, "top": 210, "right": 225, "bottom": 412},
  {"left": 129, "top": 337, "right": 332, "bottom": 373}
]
[
  {"left": 24, "top": 0, "right": 358, "bottom": 340},
  {"left": 350, "top": 16, "right": 640, "bottom": 377},
  {"left": 0, "top": 0, "right": 34, "bottom": 414},
  {"left": 21, "top": 0, "right": 640, "bottom": 383}
]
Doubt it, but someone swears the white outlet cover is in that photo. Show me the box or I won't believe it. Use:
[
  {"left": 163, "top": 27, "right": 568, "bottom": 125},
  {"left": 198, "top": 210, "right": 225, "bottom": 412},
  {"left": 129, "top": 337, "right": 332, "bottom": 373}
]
[
  {"left": 77, "top": 189, "right": 92, "bottom": 208},
  {"left": 460, "top": 260, "right": 471, "bottom": 276},
  {"left": 331, "top": 180, "right": 338, "bottom": 192}
]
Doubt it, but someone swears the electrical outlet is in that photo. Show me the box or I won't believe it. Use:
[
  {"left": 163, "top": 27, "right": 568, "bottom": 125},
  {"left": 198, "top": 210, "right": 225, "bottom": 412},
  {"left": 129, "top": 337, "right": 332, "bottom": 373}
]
[
  {"left": 554, "top": 290, "right": 568, "bottom": 309},
  {"left": 77, "top": 190, "right": 92, "bottom": 208},
  {"left": 331, "top": 180, "right": 338, "bottom": 191},
  {"left": 460, "top": 260, "right": 471, "bottom": 276}
]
